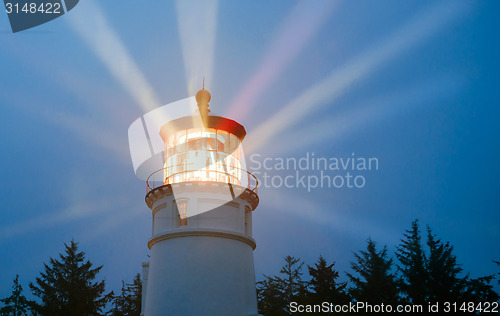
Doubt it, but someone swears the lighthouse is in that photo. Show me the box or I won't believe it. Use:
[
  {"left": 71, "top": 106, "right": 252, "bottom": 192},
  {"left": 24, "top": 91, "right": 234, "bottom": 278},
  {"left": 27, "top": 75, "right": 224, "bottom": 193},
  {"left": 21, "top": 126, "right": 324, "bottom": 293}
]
[{"left": 141, "top": 87, "right": 260, "bottom": 316}]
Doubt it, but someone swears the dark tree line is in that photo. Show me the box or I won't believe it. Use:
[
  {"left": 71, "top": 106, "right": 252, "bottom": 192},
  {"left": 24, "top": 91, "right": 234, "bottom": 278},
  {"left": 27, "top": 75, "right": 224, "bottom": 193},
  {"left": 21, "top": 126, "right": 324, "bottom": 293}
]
[
  {"left": 0, "top": 241, "right": 141, "bottom": 316},
  {"left": 2, "top": 221, "right": 498, "bottom": 315},
  {"left": 257, "top": 220, "right": 500, "bottom": 315}
]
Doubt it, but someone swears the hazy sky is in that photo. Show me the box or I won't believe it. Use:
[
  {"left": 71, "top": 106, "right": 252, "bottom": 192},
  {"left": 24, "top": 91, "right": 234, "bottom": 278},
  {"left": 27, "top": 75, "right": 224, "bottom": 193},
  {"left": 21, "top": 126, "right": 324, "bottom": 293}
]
[{"left": 0, "top": 0, "right": 499, "bottom": 299}]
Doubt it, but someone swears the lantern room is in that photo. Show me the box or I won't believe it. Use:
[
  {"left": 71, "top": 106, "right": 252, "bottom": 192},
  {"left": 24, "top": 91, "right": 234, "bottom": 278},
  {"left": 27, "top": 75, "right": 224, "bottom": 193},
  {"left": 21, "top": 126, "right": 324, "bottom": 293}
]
[{"left": 158, "top": 88, "right": 247, "bottom": 187}]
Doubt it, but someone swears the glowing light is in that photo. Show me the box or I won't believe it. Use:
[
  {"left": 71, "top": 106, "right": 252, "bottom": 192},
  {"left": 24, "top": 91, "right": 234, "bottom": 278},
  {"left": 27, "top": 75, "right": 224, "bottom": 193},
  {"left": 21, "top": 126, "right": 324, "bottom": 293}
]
[
  {"left": 176, "top": 0, "right": 218, "bottom": 96},
  {"left": 245, "top": 2, "right": 470, "bottom": 155},
  {"left": 226, "top": 0, "right": 338, "bottom": 120},
  {"left": 163, "top": 128, "right": 242, "bottom": 185}
]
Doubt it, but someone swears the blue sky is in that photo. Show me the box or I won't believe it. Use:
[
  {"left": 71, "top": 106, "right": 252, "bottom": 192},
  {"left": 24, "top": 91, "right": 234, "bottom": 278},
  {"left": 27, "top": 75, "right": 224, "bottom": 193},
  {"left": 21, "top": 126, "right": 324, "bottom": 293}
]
[{"left": 1, "top": 0, "right": 499, "bottom": 299}]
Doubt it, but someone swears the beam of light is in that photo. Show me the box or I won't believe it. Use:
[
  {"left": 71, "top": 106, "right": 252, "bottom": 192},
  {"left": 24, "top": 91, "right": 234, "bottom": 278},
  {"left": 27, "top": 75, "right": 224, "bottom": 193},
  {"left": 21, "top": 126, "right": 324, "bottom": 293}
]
[
  {"left": 176, "top": 0, "right": 218, "bottom": 96},
  {"left": 266, "top": 75, "right": 462, "bottom": 156},
  {"left": 244, "top": 1, "right": 470, "bottom": 155},
  {"left": 67, "top": 0, "right": 161, "bottom": 114},
  {"left": 0, "top": 38, "right": 144, "bottom": 158},
  {"left": 226, "top": 0, "right": 339, "bottom": 120},
  {"left": 47, "top": 109, "right": 131, "bottom": 163},
  {"left": 2, "top": 91, "right": 131, "bottom": 166},
  {"left": 0, "top": 149, "right": 140, "bottom": 243},
  {"left": 79, "top": 205, "right": 144, "bottom": 242},
  {"left": 0, "top": 197, "right": 129, "bottom": 243},
  {"left": 263, "top": 189, "right": 400, "bottom": 243}
]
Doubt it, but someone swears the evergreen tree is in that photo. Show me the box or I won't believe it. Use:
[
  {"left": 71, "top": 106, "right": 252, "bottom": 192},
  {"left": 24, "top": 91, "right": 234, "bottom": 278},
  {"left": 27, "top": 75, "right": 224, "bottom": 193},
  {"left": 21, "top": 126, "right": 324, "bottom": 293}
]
[
  {"left": 397, "top": 220, "right": 499, "bottom": 306},
  {"left": 107, "top": 274, "right": 142, "bottom": 316},
  {"left": 425, "top": 226, "right": 465, "bottom": 302},
  {"left": 396, "top": 219, "right": 427, "bottom": 304},
  {"left": 462, "top": 275, "right": 499, "bottom": 303},
  {"left": 307, "top": 256, "right": 349, "bottom": 306},
  {"left": 278, "top": 256, "right": 307, "bottom": 305},
  {"left": 0, "top": 275, "right": 29, "bottom": 316},
  {"left": 29, "top": 240, "right": 113, "bottom": 316},
  {"left": 347, "top": 238, "right": 400, "bottom": 305},
  {"left": 257, "top": 276, "right": 288, "bottom": 316},
  {"left": 256, "top": 256, "right": 307, "bottom": 315},
  {"left": 458, "top": 260, "right": 500, "bottom": 304}
]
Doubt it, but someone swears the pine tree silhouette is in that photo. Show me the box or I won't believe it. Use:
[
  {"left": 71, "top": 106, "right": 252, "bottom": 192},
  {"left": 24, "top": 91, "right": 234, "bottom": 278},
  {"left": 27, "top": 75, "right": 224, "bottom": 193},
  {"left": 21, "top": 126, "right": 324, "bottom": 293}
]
[
  {"left": 29, "top": 240, "right": 113, "bottom": 316},
  {"left": 257, "top": 256, "right": 307, "bottom": 315},
  {"left": 463, "top": 274, "right": 499, "bottom": 303},
  {"left": 0, "top": 275, "right": 29, "bottom": 316},
  {"left": 307, "top": 256, "right": 349, "bottom": 306},
  {"left": 257, "top": 276, "right": 288, "bottom": 316},
  {"left": 107, "top": 274, "right": 142, "bottom": 316},
  {"left": 425, "top": 226, "right": 465, "bottom": 302},
  {"left": 396, "top": 219, "right": 427, "bottom": 304},
  {"left": 279, "top": 256, "right": 307, "bottom": 305},
  {"left": 347, "top": 238, "right": 400, "bottom": 305}
]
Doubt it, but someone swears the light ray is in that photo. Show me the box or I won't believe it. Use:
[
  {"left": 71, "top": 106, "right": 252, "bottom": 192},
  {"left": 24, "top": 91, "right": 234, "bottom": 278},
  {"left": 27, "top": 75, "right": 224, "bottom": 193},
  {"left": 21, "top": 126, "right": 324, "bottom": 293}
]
[
  {"left": 266, "top": 75, "right": 461, "bottom": 156},
  {"left": 226, "top": 0, "right": 339, "bottom": 120},
  {"left": 176, "top": 0, "right": 218, "bottom": 95},
  {"left": 0, "top": 197, "right": 128, "bottom": 243},
  {"left": 67, "top": 0, "right": 161, "bottom": 114},
  {"left": 264, "top": 189, "right": 399, "bottom": 242},
  {"left": 0, "top": 89, "right": 130, "bottom": 166},
  {"left": 79, "top": 205, "right": 145, "bottom": 242},
  {"left": 46, "top": 109, "right": 131, "bottom": 163},
  {"left": 245, "top": 2, "right": 470, "bottom": 155}
]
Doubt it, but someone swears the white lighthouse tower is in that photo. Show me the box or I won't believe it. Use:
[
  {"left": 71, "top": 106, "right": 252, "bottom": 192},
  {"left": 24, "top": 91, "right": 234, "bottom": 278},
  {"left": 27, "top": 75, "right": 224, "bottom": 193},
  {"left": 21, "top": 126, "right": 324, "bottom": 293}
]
[{"left": 141, "top": 87, "right": 260, "bottom": 316}]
